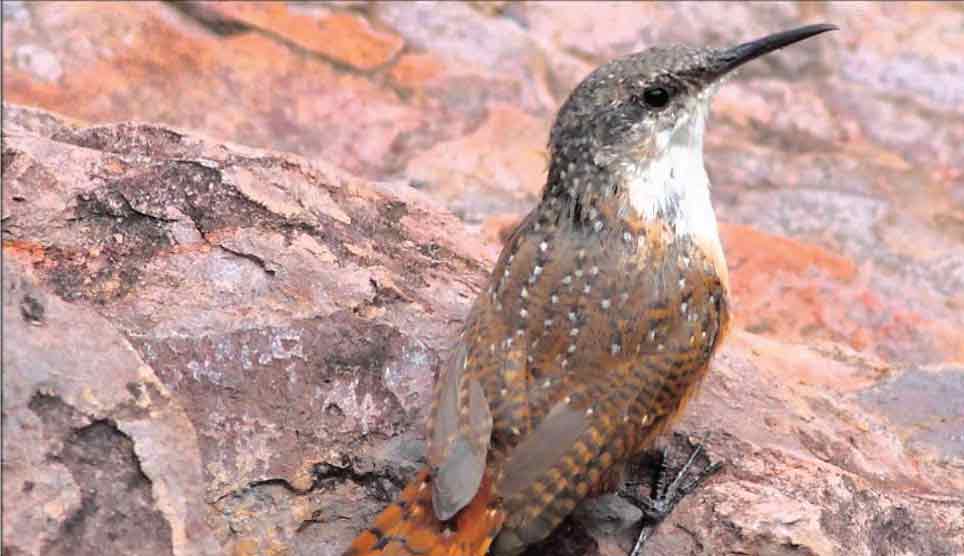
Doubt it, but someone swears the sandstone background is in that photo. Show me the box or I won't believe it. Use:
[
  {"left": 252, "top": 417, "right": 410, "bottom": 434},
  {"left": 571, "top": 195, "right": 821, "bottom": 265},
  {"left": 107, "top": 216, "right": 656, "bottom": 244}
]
[{"left": 2, "top": 2, "right": 962, "bottom": 555}]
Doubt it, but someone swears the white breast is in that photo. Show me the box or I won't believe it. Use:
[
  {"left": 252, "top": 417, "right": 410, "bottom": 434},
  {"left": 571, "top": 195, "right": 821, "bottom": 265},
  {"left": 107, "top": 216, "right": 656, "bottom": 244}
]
[{"left": 622, "top": 100, "right": 728, "bottom": 284}]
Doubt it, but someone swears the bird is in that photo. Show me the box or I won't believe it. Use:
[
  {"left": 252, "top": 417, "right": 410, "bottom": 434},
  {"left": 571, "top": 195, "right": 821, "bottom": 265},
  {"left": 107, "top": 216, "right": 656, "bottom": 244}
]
[{"left": 343, "top": 23, "right": 837, "bottom": 556}]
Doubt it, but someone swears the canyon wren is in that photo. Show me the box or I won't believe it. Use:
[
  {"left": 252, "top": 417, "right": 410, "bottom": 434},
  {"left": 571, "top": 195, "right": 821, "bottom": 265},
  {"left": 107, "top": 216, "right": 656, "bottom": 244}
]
[{"left": 344, "top": 24, "right": 837, "bottom": 556}]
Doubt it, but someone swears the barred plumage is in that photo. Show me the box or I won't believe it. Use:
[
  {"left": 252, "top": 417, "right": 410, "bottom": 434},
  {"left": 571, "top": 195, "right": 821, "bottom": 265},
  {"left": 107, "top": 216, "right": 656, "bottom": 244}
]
[{"left": 343, "top": 24, "right": 835, "bottom": 556}]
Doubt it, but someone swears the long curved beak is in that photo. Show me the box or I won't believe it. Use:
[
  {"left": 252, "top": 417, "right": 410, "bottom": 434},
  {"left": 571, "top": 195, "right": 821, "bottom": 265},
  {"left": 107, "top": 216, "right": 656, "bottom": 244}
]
[{"left": 710, "top": 23, "right": 838, "bottom": 80}]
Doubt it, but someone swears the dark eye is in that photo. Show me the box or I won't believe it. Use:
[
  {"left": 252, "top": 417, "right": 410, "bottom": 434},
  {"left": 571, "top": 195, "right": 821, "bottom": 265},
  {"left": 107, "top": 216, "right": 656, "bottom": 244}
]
[{"left": 641, "top": 87, "right": 671, "bottom": 109}]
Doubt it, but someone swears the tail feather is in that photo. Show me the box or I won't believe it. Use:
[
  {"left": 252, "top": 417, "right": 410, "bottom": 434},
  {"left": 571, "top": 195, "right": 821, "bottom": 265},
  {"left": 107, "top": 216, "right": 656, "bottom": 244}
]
[{"left": 344, "top": 468, "right": 504, "bottom": 556}]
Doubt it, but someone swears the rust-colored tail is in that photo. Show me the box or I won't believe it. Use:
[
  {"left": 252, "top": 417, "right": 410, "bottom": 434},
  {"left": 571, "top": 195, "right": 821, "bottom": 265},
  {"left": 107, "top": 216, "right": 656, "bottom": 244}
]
[{"left": 344, "top": 468, "right": 504, "bottom": 556}]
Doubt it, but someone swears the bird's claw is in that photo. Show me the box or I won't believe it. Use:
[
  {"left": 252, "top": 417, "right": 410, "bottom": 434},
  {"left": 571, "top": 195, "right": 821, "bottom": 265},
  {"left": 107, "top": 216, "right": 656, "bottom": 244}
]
[{"left": 619, "top": 436, "right": 723, "bottom": 556}]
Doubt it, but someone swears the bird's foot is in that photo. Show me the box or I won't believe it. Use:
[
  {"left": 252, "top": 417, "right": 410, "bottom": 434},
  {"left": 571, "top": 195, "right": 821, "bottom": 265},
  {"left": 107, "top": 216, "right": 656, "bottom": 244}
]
[{"left": 619, "top": 435, "right": 723, "bottom": 556}]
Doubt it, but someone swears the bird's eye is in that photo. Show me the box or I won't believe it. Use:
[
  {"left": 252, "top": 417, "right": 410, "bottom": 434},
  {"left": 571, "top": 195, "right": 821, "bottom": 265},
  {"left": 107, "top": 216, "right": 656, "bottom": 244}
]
[{"left": 641, "top": 87, "right": 671, "bottom": 109}]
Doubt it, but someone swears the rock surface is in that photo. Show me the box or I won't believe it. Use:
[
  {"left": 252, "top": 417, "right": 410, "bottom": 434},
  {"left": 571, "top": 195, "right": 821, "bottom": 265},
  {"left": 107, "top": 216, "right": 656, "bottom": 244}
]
[
  {"left": 3, "top": 2, "right": 963, "bottom": 556},
  {"left": 2, "top": 102, "right": 492, "bottom": 555}
]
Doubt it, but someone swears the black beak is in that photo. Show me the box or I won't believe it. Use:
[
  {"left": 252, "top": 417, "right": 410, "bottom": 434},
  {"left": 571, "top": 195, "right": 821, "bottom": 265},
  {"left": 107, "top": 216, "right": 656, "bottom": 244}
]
[{"left": 711, "top": 23, "right": 838, "bottom": 79}]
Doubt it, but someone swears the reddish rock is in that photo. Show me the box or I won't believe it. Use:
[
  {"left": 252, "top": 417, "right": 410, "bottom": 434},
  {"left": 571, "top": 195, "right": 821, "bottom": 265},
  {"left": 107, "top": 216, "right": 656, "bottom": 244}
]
[
  {"left": 389, "top": 52, "right": 446, "bottom": 90},
  {"left": 2, "top": 104, "right": 489, "bottom": 555},
  {"left": 3, "top": 260, "right": 218, "bottom": 556},
  {"left": 648, "top": 331, "right": 964, "bottom": 556},
  {"left": 183, "top": 2, "right": 405, "bottom": 71},
  {"left": 405, "top": 103, "right": 550, "bottom": 225},
  {"left": 1, "top": 2, "right": 423, "bottom": 178},
  {"left": 481, "top": 213, "right": 524, "bottom": 249}
]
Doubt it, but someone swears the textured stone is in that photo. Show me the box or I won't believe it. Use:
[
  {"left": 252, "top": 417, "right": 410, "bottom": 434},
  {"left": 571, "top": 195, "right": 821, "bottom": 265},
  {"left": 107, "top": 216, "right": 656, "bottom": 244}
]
[
  {"left": 2, "top": 259, "right": 218, "bottom": 556},
  {"left": 404, "top": 103, "right": 549, "bottom": 226},
  {"left": 181, "top": 2, "right": 405, "bottom": 71},
  {"left": 571, "top": 494, "right": 642, "bottom": 543},
  {"left": 1, "top": 1, "right": 423, "bottom": 179},
  {"left": 639, "top": 331, "right": 964, "bottom": 556},
  {"left": 2, "top": 104, "right": 489, "bottom": 554}
]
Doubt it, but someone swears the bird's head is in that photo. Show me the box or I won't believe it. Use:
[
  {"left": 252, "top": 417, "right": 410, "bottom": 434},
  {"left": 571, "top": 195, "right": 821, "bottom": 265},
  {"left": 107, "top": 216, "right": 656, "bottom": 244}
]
[{"left": 549, "top": 24, "right": 838, "bottom": 169}]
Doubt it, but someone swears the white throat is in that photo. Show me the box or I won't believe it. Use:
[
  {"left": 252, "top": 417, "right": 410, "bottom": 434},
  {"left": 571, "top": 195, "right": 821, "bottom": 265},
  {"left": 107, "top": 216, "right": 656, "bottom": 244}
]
[{"left": 624, "top": 101, "right": 721, "bottom": 247}]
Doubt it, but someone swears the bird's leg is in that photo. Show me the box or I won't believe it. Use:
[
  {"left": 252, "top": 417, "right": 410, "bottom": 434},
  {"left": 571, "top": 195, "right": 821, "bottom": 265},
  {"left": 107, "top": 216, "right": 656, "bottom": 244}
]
[{"left": 619, "top": 437, "right": 723, "bottom": 556}]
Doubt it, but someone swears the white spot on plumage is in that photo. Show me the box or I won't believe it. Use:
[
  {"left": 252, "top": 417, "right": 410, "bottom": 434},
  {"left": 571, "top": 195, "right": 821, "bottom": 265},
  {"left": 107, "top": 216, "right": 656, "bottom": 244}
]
[
  {"left": 601, "top": 298, "right": 610, "bottom": 309},
  {"left": 539, "top": 241, "right": 548, "bottom": 252}
]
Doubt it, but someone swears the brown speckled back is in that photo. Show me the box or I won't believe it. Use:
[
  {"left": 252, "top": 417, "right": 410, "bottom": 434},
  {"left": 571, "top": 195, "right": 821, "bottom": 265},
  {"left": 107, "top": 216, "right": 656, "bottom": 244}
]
[{"left": 452, "top": 203, "right": 729, "bottom": 552}]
